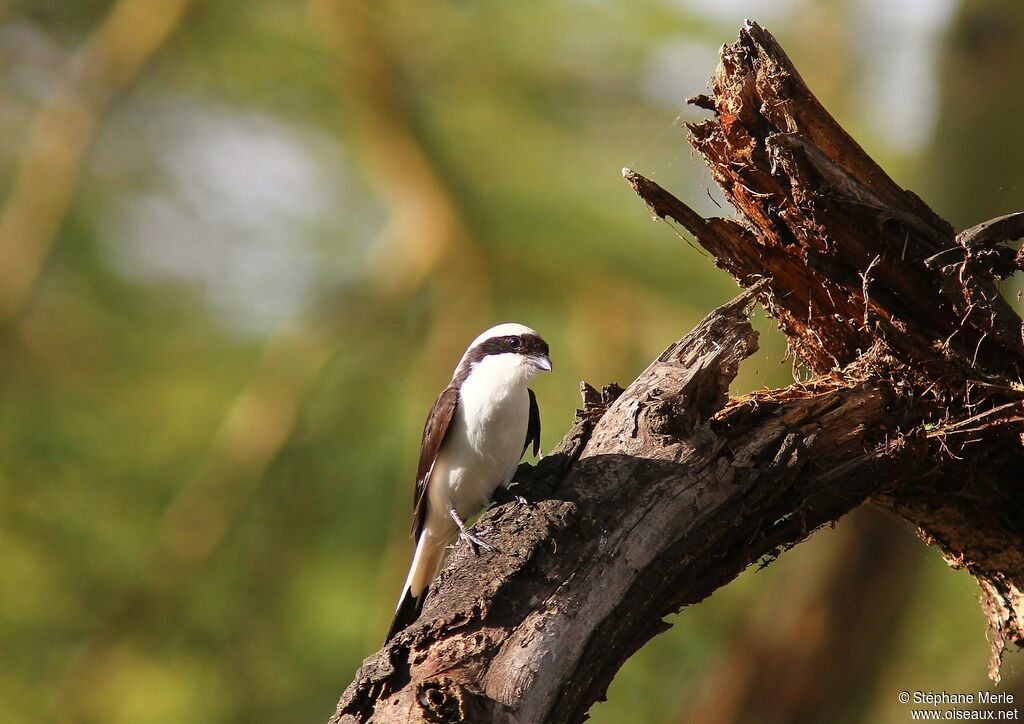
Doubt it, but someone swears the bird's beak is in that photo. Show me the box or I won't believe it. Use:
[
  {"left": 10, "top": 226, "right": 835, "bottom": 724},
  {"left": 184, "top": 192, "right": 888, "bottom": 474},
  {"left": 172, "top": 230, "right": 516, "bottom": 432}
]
[{"left": 528, "top": 355, "right": 552, "bottom": 372}]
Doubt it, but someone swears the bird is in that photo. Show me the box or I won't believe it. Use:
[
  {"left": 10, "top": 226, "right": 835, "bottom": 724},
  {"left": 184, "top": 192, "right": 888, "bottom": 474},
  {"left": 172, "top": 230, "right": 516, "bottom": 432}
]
[{"left": 384, "top": 323, "right": 551, "bottom": 643}]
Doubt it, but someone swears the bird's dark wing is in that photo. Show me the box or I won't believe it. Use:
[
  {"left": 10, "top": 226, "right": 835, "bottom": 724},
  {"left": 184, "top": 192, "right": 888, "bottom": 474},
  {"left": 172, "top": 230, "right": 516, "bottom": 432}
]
[
  {"left": 524, "top": 388, "right": 541, "bottom": 457},
  {"left": 411, "top": 385, "right": 459, "bottom": 540}
]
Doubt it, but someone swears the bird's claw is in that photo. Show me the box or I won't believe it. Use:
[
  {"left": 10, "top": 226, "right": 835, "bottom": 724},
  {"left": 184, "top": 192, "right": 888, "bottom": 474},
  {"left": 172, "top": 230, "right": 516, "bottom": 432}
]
[
  {"left": 449, "top": 508, "right": 495, "bottom": 555},
  {"left": 460, "top": 529, "right": 495, "bottom": 555}
]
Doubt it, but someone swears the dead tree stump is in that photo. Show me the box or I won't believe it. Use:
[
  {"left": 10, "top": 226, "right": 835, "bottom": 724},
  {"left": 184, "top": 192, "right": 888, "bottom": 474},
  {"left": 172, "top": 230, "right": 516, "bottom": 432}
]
[{"left": 330, "top": 22, "right": 1024, "bottom": 724}]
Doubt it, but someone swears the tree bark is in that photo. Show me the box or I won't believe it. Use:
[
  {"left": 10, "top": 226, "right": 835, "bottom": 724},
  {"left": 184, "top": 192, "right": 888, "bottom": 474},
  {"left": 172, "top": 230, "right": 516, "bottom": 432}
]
[{"left": 330, "top": 22, "right": 1024, "bottom": 723}]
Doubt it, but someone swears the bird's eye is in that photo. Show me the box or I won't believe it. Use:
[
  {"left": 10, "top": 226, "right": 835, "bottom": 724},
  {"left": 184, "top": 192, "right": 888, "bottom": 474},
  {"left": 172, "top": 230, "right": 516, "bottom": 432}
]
[{"left": 509, "top": 338, "right": 521, "bottom": 350}]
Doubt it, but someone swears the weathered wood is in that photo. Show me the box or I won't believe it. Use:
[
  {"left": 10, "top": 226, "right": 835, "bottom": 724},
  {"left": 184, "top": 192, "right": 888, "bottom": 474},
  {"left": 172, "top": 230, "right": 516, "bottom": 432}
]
[
  {"left": 333, "top": 289, "right": 927, "bottom": 724},
  {"left": 330, "top": 22, "right": 1024, "bottom": 723},
  {"left": 625, "top": 21, "right": 1024, "bottom": 685}
]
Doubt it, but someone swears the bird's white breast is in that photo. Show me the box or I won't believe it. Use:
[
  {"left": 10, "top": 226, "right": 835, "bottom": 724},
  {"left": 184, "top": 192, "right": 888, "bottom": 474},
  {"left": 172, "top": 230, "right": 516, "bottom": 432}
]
[{"left": 428, "top": 354, "right": 530, "bottom": 524}]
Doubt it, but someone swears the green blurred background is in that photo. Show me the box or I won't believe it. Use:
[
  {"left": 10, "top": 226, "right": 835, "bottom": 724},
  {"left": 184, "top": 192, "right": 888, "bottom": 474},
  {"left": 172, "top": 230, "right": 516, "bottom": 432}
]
[{"left": 1, "top": 1, "right": 1022, "bottom": 722}]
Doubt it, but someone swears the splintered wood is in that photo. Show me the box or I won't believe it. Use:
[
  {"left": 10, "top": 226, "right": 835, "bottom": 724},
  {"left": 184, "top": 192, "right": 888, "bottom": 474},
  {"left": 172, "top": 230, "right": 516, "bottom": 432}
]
[{"left": 332, "top": 23, "right": 1024, "bottom": 724}]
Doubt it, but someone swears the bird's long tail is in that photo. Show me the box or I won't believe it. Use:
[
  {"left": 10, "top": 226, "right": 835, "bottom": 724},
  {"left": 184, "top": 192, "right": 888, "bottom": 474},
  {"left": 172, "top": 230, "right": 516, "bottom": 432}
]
[{"left": 385, "top": 533, "right": 446, "bottom": 643}]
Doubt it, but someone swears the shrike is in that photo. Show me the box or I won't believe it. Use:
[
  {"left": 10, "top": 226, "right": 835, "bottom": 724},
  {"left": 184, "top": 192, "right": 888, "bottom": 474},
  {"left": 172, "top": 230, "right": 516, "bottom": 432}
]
[{"left": 385, "top": 323, "right": 551, "bottom": 642}]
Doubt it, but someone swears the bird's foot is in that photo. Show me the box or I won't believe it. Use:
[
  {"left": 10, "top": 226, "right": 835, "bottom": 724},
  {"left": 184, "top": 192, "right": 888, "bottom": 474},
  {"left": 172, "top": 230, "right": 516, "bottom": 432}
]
[
  {"left": 449, "top": 509, "right": 495, "bottom": 555},
  {"left": 494, "top": 480, "right": 535, "bottom": 507},
  {"left": 459, "top": 528, "right": 495, "bottom": 555}
]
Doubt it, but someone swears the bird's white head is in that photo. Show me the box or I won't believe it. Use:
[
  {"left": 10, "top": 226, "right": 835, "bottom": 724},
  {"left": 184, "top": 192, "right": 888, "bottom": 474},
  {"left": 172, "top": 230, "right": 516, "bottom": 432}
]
[{"left": 451, "top": 323, "right": 552, "bottom": 388}]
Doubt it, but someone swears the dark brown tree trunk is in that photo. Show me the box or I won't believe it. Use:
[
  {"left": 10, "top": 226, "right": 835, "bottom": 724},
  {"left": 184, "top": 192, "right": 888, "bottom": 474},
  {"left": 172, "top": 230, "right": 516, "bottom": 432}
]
[{"left": 330, "top": 22, "right": 1024, "bottom": 723}]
